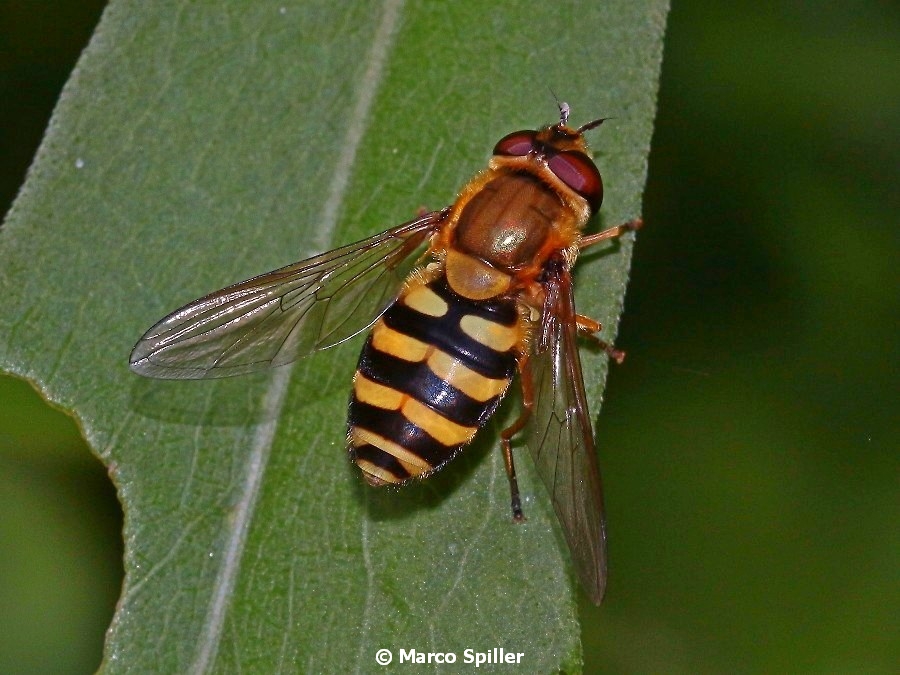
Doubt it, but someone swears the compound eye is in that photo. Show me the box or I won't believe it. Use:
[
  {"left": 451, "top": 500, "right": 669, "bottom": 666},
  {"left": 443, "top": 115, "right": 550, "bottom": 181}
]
[
  {"left": 493, "top": 130, "right": 538, "bottom": 157},
  {"left": 547, "top": 150, "right": 604, "bottom": 211}
]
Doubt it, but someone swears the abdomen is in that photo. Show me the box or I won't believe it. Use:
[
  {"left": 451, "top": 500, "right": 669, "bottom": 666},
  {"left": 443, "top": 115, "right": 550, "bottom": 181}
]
[{"left": 348, "top": 274, "right": 522, "bottom": 485}]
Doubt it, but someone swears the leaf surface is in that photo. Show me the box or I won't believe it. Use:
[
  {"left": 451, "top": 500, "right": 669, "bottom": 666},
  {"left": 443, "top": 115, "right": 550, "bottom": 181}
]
[{"left": 0, "top": 1, "right": 668, "bottom": 671}]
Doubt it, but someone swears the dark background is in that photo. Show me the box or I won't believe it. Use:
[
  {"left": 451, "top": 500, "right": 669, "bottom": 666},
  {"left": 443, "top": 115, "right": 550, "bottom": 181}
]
[{"left": 1, "top": 2, "right": 896, "bottom": 673}]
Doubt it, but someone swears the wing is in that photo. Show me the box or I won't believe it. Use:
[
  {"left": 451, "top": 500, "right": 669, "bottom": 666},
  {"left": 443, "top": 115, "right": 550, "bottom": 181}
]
[
  {"left": 525, "top": 262, "right": 608, "bottom": 604},
  {"left": 130, "top": 210, "right": 446, "bottom": 379}
]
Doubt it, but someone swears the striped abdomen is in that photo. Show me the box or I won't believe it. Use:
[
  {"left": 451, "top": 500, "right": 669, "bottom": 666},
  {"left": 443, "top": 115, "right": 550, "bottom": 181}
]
[{"left": 348, "top": 274, "right": 523, "bottom": 486}]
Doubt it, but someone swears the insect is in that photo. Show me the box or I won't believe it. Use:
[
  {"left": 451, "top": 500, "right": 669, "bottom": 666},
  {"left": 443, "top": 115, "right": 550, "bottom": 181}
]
[{"left": 130, "top": 104, "right": 641, "bottom": 604}]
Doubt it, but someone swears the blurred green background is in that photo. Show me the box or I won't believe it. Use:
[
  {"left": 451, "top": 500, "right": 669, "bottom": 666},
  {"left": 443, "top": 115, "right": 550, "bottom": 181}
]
[{"left": 0, "top": 2, "right": 895, "bottom": 673}]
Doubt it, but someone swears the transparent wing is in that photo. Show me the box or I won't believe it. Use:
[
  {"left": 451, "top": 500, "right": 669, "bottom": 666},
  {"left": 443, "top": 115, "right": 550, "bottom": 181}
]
[
  {"left": 525, "top": 263, "right": 608, "bottom": 604},
  {"left": 130, "top": 210, "right": 446, "bottom": 379}
]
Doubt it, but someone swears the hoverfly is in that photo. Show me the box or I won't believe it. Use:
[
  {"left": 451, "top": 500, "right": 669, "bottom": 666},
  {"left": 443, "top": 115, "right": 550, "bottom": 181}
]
[{"left": 130, "top": 104, "right": 641, "bottom": 604}]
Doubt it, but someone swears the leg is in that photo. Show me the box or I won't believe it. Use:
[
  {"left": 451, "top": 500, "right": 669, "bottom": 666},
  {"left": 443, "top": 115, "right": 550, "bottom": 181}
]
[
  {"left": 501, "top": 356, "right": 536, "bottom": 522},
  {"left": 576, "top": 218, "right": 640, "bottom": 361},
  {"left": 579, "top": 217, "right": 643, "bottom": 249},
  {"left": 576, "top": 314, "right": 626, "bottom": 364}
]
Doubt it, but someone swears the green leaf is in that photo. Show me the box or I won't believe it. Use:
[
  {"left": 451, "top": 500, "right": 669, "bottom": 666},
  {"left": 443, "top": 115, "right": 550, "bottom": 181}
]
[{"left": 0, "top": 1, "right": 667, "bottom": 672}]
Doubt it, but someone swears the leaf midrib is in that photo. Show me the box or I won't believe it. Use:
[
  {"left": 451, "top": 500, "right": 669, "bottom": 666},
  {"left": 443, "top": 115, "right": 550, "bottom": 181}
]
[{"left": 188, "top": 2, "right": 407, "bottom": 670}]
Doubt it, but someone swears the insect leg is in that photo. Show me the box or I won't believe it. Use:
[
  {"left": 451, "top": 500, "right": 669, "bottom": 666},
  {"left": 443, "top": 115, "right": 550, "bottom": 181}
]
[
  {"left": 501, "top": 355, "right": 536, "bottom": 522},
  {"left": 576, "top": 314, "right": 626, "bottom": 364},
  {"left": 572, "top": 220, "right": 641, "bottom": 363},
  {"left": 578, "top": 217, "right": 643, "bottom": 249}
]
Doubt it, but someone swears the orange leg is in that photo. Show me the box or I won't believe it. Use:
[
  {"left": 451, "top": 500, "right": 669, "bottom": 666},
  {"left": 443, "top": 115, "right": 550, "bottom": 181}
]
[
  {"left": 574, "top": 217, "right": 641, "bottom": 363},
  {"left": 501, "top": 356, "right": 536, "bottom": 522},
  {"left": 575, "top": 314, "right": 627, "bottom": 363},
  {"left": 579, "top": 217, "right": 643, "bottom": 249}
]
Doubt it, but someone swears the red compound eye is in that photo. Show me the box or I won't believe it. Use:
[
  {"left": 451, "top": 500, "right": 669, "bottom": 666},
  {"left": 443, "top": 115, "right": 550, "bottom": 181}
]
[
  {"left": 493, "top": 130, "right": 537, "bottom": 157},
  {"left": 547, "top": 151, "right": 603, "bottom": 211}
]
